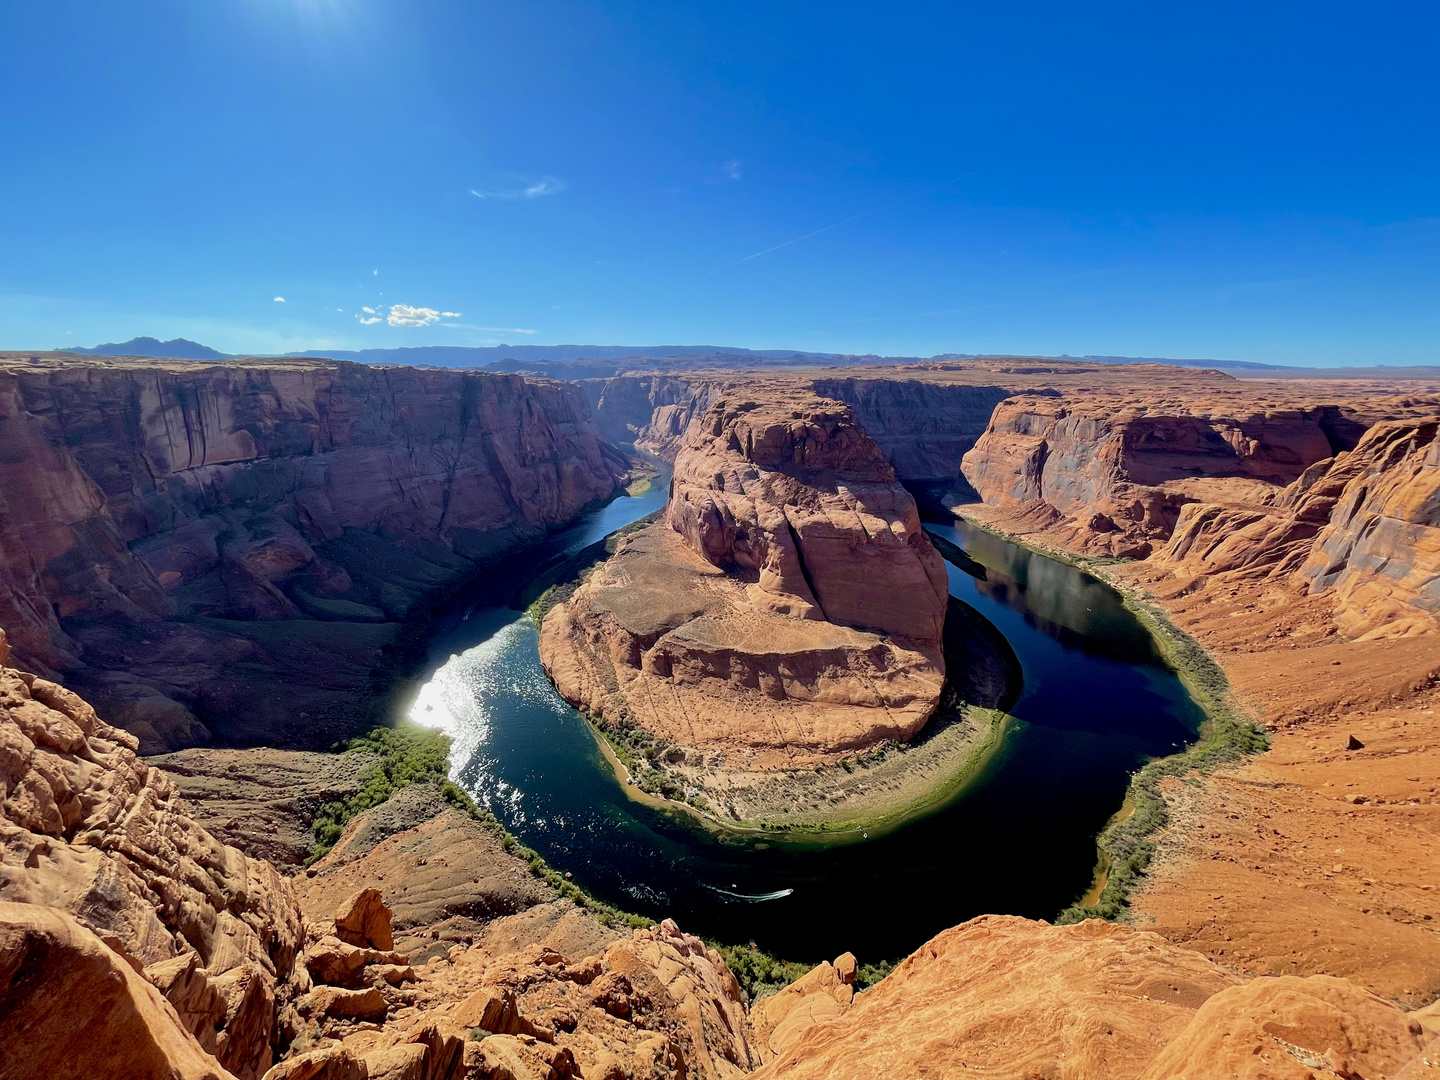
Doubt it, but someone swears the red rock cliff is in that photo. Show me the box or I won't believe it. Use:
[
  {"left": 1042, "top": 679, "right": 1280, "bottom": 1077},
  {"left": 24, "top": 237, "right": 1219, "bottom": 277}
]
[
  {"left": 666, "top": 393, "right": 949, "bottom": 641},
  {"left": 0, "top": 354, "right": 625, "bottom": 750},
  {"left": 539, "top": 391, "right": 950, "bottom": 791},
  {"left": 962, "top": 395, "right": 1351, "bottom": 556}
]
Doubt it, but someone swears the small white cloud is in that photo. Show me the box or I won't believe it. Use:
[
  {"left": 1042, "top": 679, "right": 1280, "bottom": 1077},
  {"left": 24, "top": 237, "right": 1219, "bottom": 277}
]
[
  {"left": 357, "top": 316, "right": 382, "bottom": 325},
  {"left": 724, "top": 159, "right": 741, "bottom": 180},
  {"left": 273, "top": 296, "right": 286, "bottom": 303},
  {"left": 386, "top": 303, "right": 462, "bottom": 328},
  {"left": 373, "top": 269, "right": 378, "bottom": 276},
  {"left": 362, "top": 306, "right": 376, "bottom": 314},
  {"left": 470, "top": 175, "right": 566, "bottom": 200}
]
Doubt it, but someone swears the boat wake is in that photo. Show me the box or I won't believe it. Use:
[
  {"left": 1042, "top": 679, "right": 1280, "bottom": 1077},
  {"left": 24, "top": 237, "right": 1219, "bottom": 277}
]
[{"left": 701, "top": 884, "right": 795, "bottom": 903}]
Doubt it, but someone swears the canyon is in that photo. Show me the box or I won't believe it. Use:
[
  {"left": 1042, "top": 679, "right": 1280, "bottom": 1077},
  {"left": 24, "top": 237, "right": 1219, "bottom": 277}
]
[
  {"left": 3, "top": 350, "right": 1440, "bottom": 1078},
  {"left": 0, "top": 353, "right": 627, "bottom": 752}
]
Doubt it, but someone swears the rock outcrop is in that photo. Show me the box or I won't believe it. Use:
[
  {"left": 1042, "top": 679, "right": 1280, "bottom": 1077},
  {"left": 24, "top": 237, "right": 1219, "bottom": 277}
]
[
  {"left": 961, "top": 395, "right": 1350, "bottom": 557},
  {"left": 750, "top": 915, "right": 1439, "bottom": 1080},
  {"left": 0, "top": 354, "right": 625, "bottom": 750},
  {"left": 0, "top": 625, "right": 308, "bottom": 1077},
  {"left": 1134, "top": 974, "right": 1434, "bottom": 1080},
  {"left": 540, "top": 392, "right": 951, "bottom": 798},
  {"left": 0, "top": 902, "right": 235, "bottom": 1080},
  {"left": 1146, "top": 416, "right": 1440, "bottom": 638},
  {"left": 276, "top": 910, "right": 752, "bottom": 1080},
  {"left": 666, "top": 393, "right": 949, "bottom": 640},
  {"left": 1297, "top": 418, "right": 1440, "bottom": 637}
]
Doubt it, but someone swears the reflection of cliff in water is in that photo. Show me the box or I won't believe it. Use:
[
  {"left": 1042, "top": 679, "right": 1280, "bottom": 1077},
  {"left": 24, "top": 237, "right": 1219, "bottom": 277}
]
[{"left": 926, "top": 524, "right": 1162, "bottom": 667}]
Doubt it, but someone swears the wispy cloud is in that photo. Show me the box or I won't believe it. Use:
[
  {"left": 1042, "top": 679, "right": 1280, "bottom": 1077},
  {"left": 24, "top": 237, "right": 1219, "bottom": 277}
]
[
  {"left": 470, "top": 175, "right": 566, "bottom": 200},
  {"left": 456, "top": 324, "right": 538, "bottom": 334},
  {"left": 273, "top": 296, "right": 286, "bottom": 303},
  {"left": 705, "top": 159, "right": 743, "bottom": 185}
]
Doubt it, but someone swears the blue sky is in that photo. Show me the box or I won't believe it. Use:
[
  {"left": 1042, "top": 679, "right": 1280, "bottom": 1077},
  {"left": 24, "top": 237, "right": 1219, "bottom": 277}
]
[{"left": 1, "top": 1, "right": 1435, "bottom": 364}]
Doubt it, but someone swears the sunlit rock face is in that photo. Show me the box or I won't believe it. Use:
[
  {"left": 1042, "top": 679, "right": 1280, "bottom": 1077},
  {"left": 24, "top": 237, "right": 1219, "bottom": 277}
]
[
  {"left": 0, "top": 626, "right": 308, "bottom": 1078},
  {"left": 541, "top": 390, "right": 949, "bottom": 771},
  {"left": 665, "top": 393, "right": 949, "bottom": 641},
  {"left": 0, "top": 356, "right": 625, "bottom": 750},
  {"left": 961, "top": 394, "right": 1349, "bottom": 556}
]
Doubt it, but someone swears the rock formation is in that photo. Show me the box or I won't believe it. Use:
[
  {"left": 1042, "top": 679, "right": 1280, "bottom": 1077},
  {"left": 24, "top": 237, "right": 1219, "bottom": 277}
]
[
  {"left": 540, "top": 391, "right": 951, "bottom": 804},
  {"left": 0, "top": 353, "right": 626, "bottom": 750},
  {"left": 749, "top": 915, "right": 1438, "bottom": 1080},
  {"left": 7, "top": 353, "right": 1440, "bottom": 1078},
  {"left": 812, "top": 376, "right": 1012, "bottom": 493},
  {"left": 581, "top": 374, "right": 715, "bottom": 458},
  {"left": 1297, "top": 418, "right": 1440, "bottom": 637},
  {"left": 961, "top": 395, "right": 1351, "bottom": 557},
  {"left": 0, "top": 902, "right": 236, "bottom": 1080},
  {"left": 5, "top": 615, "right": 1440, "bottom": 1078},
  {"left": 0, "top": 626, "right": 306, "bottom": 1077}
]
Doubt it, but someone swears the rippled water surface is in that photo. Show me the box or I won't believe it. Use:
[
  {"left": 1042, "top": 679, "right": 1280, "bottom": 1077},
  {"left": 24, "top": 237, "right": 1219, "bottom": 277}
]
[{"left": 408, "top": 485, "right": 1205, "bottom": 962}]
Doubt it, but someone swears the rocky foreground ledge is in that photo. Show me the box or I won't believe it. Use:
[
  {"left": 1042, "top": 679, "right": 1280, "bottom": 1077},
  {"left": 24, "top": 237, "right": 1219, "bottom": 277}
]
[{"left": 4, "top": 624, "right": 1440, "bottom": 1078}]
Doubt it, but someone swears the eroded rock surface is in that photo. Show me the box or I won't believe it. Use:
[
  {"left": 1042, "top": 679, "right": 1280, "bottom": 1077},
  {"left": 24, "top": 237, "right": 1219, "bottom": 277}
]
[
  {"left": 149, "top": 747, "right": 379, "bottom": 868},
  {"left": 962, "top": 395, "right": 1353, "bottom": 557},
  {"left": 0, "top": 627, "right": 307, "bottom": 1077},
  {"left": 0, "top": 902, "right": 235, "bottom": 1080},
  {"left": 0, "top": 353, "right": 625, "bottom": 751}
]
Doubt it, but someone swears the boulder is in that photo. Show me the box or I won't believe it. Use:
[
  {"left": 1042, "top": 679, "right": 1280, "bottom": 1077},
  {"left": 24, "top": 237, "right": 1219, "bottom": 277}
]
[{"left": 334, "top": 889, "right": 395, "bottom": 952}]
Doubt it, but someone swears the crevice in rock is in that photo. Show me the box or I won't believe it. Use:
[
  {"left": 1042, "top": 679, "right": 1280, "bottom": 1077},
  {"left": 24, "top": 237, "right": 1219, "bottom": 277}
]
[{"left": 783, "top": 514, "right": 830, "bottom": 623}]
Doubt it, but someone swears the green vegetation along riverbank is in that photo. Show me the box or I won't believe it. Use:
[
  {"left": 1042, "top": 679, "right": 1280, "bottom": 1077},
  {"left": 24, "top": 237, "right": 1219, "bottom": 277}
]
[
  {"left": 934, "top": 508, "right": 1270, "bottom": 925},
  {"left": 304, "top": 721, "right": 895, "bottom": 999}
]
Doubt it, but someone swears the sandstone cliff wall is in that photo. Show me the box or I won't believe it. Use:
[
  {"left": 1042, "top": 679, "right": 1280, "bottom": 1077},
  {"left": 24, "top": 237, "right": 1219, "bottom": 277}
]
[
  {"left": 581, "top": 375, "right": 703, "bottom": 451},
  {"left": 0, "top": 356, "right": 625, "bottom": 750},
  {"left": 811, "top": 376, "right": 1013, "bottom": 483},
  {"left": 961, "top": 396, "right": 1354, "bottom": 556},
  {"left": 1152, "top": 417, "right": 1440, "bottom": 637}
]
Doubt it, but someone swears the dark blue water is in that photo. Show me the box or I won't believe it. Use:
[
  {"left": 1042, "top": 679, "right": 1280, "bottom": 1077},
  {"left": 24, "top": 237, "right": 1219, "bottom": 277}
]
[{"left": 408, "top": 488, "right": 1204, "bottom": 964}]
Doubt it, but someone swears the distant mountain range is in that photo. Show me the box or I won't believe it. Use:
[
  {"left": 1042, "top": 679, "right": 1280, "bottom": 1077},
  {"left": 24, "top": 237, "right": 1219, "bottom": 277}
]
[
  {"left": 49, "top": 338, "right": 1437, "bottom": 378},
  {"left": 61, "top": 336, "right": 230, "bottom": 360},
  {"left": 284, "top": 344, "right": 838, "bottom": 366},
  {"left": 1055, "top": 354, "right": 1291, "bottom": 371}
]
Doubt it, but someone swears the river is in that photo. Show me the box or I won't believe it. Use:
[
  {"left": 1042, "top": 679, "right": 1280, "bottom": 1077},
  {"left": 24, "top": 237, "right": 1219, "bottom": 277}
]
[{"left": 408, "top": 479, "right": 1204, "bottom": 963}]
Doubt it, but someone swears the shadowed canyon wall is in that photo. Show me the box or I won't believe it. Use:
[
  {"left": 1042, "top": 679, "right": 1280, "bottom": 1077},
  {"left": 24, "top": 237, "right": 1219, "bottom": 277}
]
[{"left": 0, "top": 356, "right": 626, "bottom": 750}]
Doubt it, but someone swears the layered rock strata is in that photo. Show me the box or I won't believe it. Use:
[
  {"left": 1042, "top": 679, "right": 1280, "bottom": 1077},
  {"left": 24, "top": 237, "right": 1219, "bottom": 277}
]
[
  {"left": 1151, "top": 416, "right": 1440, "bottom": 638},
  {"left": 0, "top": 354, "right": 625, "bottom": 750},
  {"left": 961, "top": 395, "right": 1351, "bottom": 557},
  {"left": 541, "top": 393, "right": 951, "bottom": 797},
  {"left": 0, "top": 627, "right": 307, "bottom": 1078},
  {"left": 812, "top": 376, "right": 1012, "bottom": 491}
]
